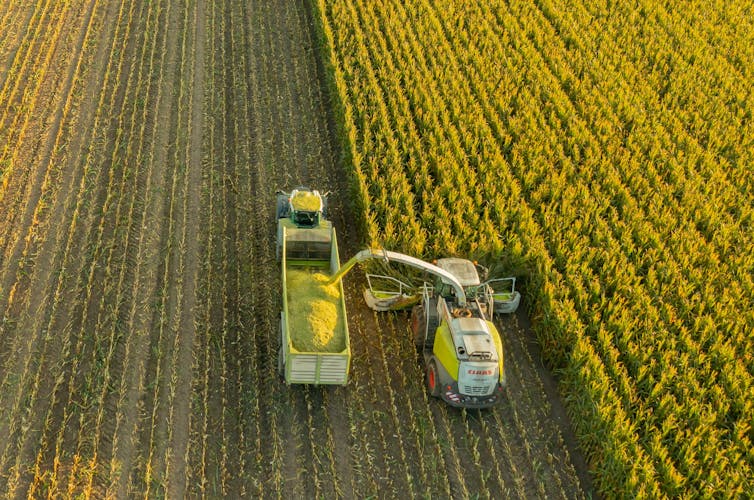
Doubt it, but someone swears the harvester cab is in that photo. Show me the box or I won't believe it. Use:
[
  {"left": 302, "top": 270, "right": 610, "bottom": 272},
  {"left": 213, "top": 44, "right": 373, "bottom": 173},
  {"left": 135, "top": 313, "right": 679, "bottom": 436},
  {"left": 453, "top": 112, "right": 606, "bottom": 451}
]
[{"left": 433, "top": 258, "right": 493, "bottom": 315}]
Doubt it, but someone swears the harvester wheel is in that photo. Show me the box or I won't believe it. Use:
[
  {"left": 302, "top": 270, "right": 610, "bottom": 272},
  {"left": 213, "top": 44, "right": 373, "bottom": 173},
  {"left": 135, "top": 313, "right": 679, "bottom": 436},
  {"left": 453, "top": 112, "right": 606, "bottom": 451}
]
[
  {"left": 277, "top": 346, "right": 284, "bottom": 378},
  {"left": 426, "top": 360, "right": 441, "bottom": 398}
]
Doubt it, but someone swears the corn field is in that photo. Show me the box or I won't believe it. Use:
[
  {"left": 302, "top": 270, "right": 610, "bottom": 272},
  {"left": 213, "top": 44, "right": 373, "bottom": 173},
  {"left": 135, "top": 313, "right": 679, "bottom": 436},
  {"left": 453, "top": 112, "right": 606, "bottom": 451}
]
[
  {"left": 0, "top": 0, "right": 592, "bottom": 498},
  {"left": 317, "top": 0, "right": 754, "bottom": 497}
]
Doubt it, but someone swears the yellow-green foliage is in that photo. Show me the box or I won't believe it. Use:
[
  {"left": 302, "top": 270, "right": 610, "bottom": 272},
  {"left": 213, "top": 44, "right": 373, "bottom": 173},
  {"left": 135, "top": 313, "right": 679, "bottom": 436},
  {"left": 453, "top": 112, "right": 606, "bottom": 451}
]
[
  {"left": 291, "top": 191, "right": 321, "bottom": 212},
  {"left": 315, "top": 0, "right": 754, "bottom": 496},
  {"left": 287, "top": 269, "right": 345, "bottom": 352}
]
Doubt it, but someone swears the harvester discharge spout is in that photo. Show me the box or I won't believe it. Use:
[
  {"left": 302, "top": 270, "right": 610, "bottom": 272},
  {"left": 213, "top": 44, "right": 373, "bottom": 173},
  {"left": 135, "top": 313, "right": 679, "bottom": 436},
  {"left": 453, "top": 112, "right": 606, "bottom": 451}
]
[{"left": 327, "top": 248, "right": 467, "bottom": 307}]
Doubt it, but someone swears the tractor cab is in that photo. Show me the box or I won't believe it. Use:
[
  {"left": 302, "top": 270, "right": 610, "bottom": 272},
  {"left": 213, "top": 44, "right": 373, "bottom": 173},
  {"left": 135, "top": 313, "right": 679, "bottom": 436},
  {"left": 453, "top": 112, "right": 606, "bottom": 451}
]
[
  {"left": 277, "top": 187, "right": 327, "bottom": 228},
  {"left": 275, "top": 187, "right": 332, "bottom": 262}
]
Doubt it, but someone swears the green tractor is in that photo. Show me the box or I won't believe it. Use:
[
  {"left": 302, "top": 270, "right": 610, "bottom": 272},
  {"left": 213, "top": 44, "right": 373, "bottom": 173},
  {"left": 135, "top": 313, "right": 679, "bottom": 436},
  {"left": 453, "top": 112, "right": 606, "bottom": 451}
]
[{"left": 275, "top": 186, "right": 351, "bottom": 385}]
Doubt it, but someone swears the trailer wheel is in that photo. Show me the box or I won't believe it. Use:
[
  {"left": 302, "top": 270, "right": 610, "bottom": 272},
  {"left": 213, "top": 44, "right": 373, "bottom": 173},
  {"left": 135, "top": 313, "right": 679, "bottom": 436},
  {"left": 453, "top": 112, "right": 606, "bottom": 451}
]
[{"left": 426, "top": 360, "right": 441, "bottom": 398}]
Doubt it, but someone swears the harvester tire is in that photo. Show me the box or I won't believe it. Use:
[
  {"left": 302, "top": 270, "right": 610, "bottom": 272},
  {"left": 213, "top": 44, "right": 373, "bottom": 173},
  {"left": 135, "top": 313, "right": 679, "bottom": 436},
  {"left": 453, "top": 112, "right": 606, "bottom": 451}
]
[{"left": 426, "top": 361, "right": 441, "bottom": 398}]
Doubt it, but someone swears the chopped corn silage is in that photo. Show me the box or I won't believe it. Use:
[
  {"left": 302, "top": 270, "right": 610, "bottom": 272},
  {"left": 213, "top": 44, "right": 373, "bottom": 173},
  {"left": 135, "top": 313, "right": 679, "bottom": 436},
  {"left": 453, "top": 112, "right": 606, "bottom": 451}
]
[
  {"left": 286, "top": 269, "right": 345, "bottom": 352},
  {"left": 291, "top": 191, "right": 321, "bottom": 212}
]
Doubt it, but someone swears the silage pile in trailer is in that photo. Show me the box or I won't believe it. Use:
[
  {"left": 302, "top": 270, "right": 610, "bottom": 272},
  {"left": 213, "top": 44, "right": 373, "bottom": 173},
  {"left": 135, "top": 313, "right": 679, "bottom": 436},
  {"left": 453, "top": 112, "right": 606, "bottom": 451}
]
[
  {"left": 291, "top": 191, "right": 321, "bottom": 211},
  {"left": 287, "top": 269, "right": 345, "bottom": 352}
]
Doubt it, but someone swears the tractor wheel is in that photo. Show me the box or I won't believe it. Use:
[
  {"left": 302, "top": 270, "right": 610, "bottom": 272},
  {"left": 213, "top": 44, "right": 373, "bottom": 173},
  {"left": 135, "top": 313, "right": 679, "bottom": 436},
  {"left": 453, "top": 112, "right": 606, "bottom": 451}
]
[
  {"left": 275, "top": 196, "right": 288, "bottom": 219},
  {"left": 426, "top": 360, "right": 441, "bottom": 398}
]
